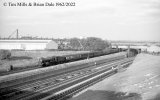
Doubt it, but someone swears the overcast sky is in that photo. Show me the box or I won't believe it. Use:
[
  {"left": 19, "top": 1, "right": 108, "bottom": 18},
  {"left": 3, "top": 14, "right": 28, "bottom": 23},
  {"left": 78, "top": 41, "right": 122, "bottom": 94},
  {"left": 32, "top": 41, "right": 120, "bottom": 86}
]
[{"left": 0, "top": 0, "right": 160, "bottom": 41}]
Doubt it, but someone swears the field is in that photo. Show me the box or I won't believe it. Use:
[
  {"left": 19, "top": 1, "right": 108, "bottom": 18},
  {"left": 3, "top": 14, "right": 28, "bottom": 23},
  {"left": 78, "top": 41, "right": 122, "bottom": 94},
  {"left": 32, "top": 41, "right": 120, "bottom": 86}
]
[{"left": 0, "top": 50, "right": 89, "bottom": 72}]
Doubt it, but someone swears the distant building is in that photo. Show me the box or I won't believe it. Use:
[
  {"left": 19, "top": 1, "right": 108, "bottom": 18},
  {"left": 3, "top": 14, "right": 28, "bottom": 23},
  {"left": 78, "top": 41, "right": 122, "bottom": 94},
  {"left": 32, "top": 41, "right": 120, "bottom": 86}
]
[
  {"left": 147, "top": 45, "right": 160, "bottom": 53},
  {"left": 0, "top": 40, "right": 58, "bottom": 50}
]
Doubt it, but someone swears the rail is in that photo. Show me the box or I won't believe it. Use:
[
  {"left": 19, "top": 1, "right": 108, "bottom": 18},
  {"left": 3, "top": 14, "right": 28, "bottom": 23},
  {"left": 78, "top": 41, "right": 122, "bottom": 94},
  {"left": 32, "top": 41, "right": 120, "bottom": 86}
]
[{"left": 0, "top": 57, "right": 134, "bottom": 100}]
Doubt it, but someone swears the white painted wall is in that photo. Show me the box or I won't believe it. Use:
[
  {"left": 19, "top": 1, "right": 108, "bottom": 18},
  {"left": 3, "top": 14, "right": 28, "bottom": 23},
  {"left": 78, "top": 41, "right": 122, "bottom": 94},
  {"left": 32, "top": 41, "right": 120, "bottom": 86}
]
[
  {"left": 0, "top": 43, "right": 21, "bottom": 50},
  {"left": 0, "top": 40, "right": 58, "bottom": 50}
]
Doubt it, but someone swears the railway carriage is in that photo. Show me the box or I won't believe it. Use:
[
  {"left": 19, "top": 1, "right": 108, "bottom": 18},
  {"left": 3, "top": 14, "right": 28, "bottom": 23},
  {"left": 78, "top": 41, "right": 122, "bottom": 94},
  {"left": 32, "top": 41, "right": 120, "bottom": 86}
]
[
  {"left": 92, "top": 51, "right": 103, "bottom": 57},
  {"left": 64, "top": 54, "right": 82, "bottom": 62},
  {"left": 79, "top": 53, "right": 89, "bottom": 59}
]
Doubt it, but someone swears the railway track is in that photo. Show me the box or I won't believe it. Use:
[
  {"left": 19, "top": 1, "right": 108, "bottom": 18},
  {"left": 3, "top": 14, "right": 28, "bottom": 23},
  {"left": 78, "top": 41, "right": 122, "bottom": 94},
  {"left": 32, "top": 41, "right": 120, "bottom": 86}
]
[
  {"left": 0, "top": 57, "right": 134, "bottom": 100},
  {"left": 40, "top": 60, "right": 133, "bottom": 100},
  {"left": 0, "top": 66, "right": 40, "bottom": 76}
]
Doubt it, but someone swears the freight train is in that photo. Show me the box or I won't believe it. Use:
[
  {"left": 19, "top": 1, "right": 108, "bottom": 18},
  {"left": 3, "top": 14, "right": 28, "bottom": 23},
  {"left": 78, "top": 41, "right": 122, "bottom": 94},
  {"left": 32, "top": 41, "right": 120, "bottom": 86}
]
[{"left": 39, "top": 48, "right": 121, "bottom": 67}]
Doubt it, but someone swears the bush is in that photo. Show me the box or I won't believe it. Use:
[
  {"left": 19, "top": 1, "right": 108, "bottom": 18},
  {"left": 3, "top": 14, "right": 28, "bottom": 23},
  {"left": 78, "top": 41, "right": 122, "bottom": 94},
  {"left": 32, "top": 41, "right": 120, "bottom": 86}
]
[{"left": 0, "top": 50, "right": 11, "bottom": 60}]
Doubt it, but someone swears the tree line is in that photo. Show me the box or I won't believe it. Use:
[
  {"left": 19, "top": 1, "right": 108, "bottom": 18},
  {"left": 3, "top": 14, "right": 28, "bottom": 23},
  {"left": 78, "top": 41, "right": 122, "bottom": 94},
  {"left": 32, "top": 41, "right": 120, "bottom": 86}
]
[{"left": 59, "top": 37, "right": 111, "bottom": 51}]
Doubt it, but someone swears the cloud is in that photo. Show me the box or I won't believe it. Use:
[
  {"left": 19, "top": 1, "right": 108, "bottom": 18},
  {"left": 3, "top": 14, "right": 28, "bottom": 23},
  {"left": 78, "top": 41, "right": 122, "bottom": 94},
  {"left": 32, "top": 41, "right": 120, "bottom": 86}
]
[{"left": 0, "top": 0, "right": 160, "bottom": 41}]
